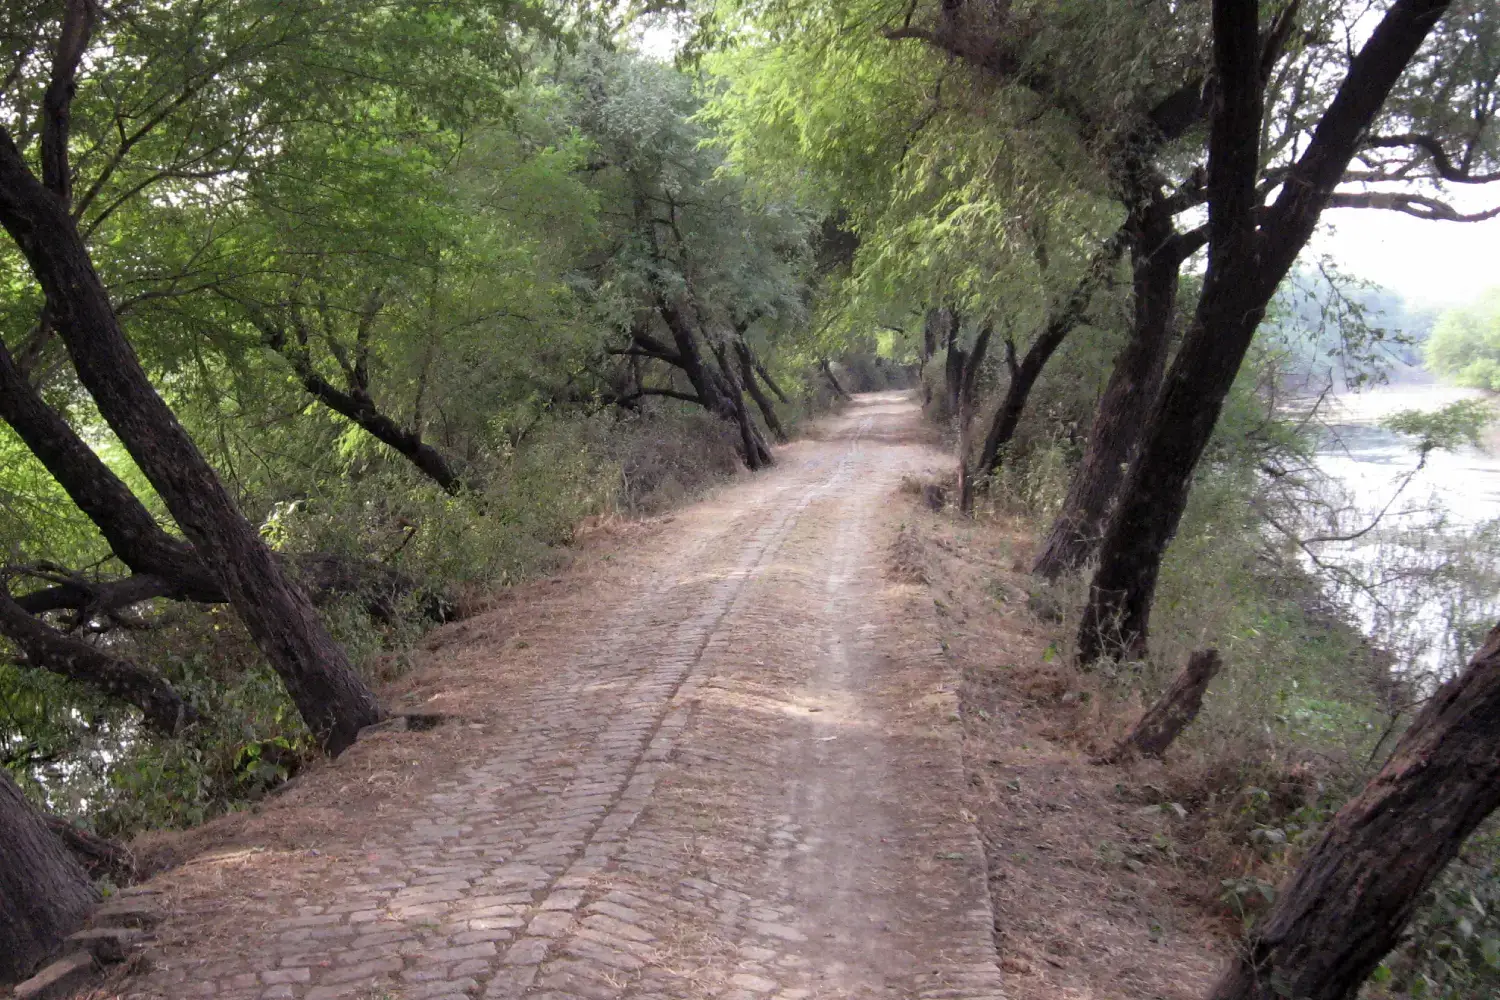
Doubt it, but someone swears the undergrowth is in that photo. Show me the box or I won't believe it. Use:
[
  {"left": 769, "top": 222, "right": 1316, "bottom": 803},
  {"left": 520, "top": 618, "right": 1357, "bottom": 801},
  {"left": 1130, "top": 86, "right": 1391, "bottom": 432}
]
[{"left": 955, "top": 372, "right": 1500, "bottom": 998}]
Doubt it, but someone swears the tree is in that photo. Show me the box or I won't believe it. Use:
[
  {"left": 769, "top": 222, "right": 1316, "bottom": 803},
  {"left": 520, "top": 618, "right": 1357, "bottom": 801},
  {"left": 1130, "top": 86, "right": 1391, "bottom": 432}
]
[
  {"left": 0, "top": 0, "right": 380, "bottom": 753},
  {"left": 1077, "top": 0, "right": 1490, "bottom": 662},
  {"left": 570, "top": 48, "right": 814, "bottom": 467},
  {"left": 1208, "top": 621, "right": 1500, "bottom": 1000},
  {"left": 0, "top": 767, "right": 97, "bottom": 984}
]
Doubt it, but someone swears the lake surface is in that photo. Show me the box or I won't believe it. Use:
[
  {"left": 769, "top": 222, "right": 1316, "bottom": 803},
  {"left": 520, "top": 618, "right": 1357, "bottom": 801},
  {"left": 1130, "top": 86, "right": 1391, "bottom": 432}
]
[
  {"left": 1307, "top": 383, "right": 1500, "bottom": 678},
  {"left": 1316, "top": 384, "right": 1500, "bottom": 527}
]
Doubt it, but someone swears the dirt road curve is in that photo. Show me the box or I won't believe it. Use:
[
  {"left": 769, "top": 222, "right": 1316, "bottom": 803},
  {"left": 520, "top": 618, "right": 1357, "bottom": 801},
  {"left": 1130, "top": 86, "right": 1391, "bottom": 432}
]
[{"left": 128, "top": 394, "right": 1005, "bottom": 1000}]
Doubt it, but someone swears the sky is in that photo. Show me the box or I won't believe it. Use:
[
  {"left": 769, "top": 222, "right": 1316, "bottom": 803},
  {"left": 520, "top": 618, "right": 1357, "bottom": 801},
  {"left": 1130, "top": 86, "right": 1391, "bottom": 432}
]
[{"left": 1312, "top": 199, "right": 1500, "bottom": 311}]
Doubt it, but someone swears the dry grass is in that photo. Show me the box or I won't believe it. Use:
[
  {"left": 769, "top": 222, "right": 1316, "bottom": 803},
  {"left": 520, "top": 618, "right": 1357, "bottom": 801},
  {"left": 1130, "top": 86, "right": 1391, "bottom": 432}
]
[{"left": 885, "top": 497, "right": 1234, "bottom": 1000}]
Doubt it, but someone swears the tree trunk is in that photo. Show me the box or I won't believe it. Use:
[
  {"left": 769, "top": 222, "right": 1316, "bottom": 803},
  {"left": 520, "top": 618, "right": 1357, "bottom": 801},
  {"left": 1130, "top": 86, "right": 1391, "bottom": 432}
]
[
  {"left": 1032, "top": 201, "right": 1181, "bottom": 579},
  {"left": 942, "top": 309, "right": 965, "bottom": 415},
  {"left": 1101, "top": 649, "right": 1220, "bottom": 761},
  {"left": 751, "top": 353, "right": 790, "bottom": 404},
  {"left": 820, "top": 359, "right": 851, "bottom": 400},
  {"left": 1209, "top": 622, "right": 1500, "bottom": 1000},
  {"left": 0, "top": 584, "right": 200, "bottom": 734},
  {"left": 0, "top": 767, "right": 98, "bottom": 984},
  {"left": 0, "top": 130, "right": 382, "bottom": 755},
  {"left": 0, "top": 339, "right": 217, "bottom": 601},
  {"left": 710, "top": 340, "right": 774, "bottom": 469},
  {"left": 1077, "top": 0, "right": 1450, "bottom": 663},
  {"left": 921, "top": 308, "right": 940, "bottom": 364},
  {"left": 977, "top": 230, "right": 1126, "bottom": 477},
  {"left": 736, "top": 339, "right": 788, "bottom": 443},
  {"left": 43, "top": 816, "right": 135, "bottom": 884},
  {"left": 956, "top": 325, "right": 994, "bottom": 515}
]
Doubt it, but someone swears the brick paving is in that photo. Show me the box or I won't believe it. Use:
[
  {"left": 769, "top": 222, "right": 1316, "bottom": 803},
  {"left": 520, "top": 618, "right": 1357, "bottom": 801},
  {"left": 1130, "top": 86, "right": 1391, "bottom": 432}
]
[{"left": 126, "top": 395, "right": 1005, "bottom": 1000}]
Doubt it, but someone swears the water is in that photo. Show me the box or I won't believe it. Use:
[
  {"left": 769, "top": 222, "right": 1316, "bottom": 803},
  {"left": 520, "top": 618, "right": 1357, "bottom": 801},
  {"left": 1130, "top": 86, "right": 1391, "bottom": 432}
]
[
  {"left": 1306, "top": 382, "right": 1500, "bottom": 680},
  {"left": 1316, "top": 385, "right": 1500, "bottom": 527}
]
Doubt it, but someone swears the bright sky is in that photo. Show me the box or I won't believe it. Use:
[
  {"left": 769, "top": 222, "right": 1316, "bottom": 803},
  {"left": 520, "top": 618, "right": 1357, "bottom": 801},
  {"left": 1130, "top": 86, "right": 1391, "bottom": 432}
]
[{"left": 1312, "top": 199, "right": 1500, "bottom": 311}]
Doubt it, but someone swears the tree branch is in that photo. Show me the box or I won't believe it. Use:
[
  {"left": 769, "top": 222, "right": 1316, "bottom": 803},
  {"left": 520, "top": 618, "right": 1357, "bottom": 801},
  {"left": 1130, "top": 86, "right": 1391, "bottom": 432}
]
[
  {"left": 1326, "top": 190, "right": 1500, "bottom": 221},
  {"left": 40, "top": 0, "right": 95, "bottom": 206}
]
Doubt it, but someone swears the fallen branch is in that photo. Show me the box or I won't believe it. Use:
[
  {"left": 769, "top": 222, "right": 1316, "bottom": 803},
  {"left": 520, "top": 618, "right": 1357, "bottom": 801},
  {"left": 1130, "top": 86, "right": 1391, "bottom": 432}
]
[{"left": 1099, "top": 649, "right": 1222, "bottom": 762}]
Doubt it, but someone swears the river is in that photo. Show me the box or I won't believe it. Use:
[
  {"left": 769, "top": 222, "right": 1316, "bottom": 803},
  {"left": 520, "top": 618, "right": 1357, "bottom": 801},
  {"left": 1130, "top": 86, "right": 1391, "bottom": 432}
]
[{"left": 1307, "top": 381, "right": 1500, "bottom": 679}]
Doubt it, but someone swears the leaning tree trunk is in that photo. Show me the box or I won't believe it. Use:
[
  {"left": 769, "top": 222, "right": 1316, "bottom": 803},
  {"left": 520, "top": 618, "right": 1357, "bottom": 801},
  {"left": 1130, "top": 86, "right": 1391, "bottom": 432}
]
[
  {"left": 0, "top": 131, "right": 382, "bottom": 755},
  {"left": 1076, "top": 259, "right": 1270, "bottom": 662},
  {"left": 1101, "top": 648, "right": 1221, "bottom": 762},
  {"left": 1209, "top": 622, "right": 1500, "bottom": 1000},
  {"left": 0, "top": 584, "right": 199, "bottom": 734},
  {"left": 0, "top": 768, "right": 98, "bottom": 984},
  {"left": 1032, "top": 202, "right": 1181, "bottom": 579},
  {"left": 710, "top": 340, "right": 774, "bottom": 469},
  {"left": 0, "top": 339, "right": 216, "bottom": 600},
  {"left": 820, "top": 359, "right": 852, "bottom": 400},
  {"left": 735, "top": 339, "right": 788, "bottom": 443},
  {"left": 977, "top": 230, "right": 1126, "bottom": 477}
]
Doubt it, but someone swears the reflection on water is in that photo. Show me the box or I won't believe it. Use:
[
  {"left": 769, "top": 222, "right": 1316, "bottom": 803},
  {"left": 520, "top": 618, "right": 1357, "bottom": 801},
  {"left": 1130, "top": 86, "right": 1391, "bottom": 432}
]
[{"left": 1308, "top": 384, "right": 1500, "bottom": 680}]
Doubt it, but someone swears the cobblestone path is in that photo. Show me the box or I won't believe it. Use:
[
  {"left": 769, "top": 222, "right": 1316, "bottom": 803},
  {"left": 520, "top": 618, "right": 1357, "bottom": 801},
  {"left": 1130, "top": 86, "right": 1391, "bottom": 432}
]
[{"left": 127, "top": 394, "right": 1005, "bottom": 1000}]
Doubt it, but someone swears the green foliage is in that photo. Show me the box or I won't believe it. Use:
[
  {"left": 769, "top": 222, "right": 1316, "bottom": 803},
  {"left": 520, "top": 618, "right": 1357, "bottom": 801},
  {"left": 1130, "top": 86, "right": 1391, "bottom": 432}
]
[
  {"left": 1426, "top": 290, "right": 1500, "bottom": 390},
  {"left": 1372, "top": 824, "right": 1500, "bottom": 1000}
]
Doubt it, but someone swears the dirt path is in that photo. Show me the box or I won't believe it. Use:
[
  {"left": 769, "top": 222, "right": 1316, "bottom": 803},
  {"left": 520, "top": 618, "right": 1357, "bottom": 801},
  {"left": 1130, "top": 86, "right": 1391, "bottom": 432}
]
[{"left": 124, "top": 394, "right": 1004, "bottom": 1000}]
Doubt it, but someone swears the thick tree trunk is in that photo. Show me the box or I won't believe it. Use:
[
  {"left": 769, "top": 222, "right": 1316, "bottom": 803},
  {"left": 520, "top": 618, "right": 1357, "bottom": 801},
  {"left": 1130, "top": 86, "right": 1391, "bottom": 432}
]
[
  {"left": 1209, "top": 623, "right": 1500, "bottom": 1000},
  {"left": 0, "top": 340, "right": 217, "bottom": 601},
  {"left": 1077, "top": 0, "right": 1450, "bottom": 662},
  {"left": 956, "top": 325, "right": 993, "bottom": 515},
  {"left": 43, "top": 816, "right": 135, "bottom": 884},
  {"left": 1032, "top": 202, "right": 1181, "bottom": 579},
  {"left": 0, "top": 767, "right": 98, "bottom": 984},
  {"left": 0, "top": 130, "right": 382, "bottom": 754},
  {"left": 1102, "top": 649, "right": 1220, "bottom": 761},
  {"left": 977, "top": 231, "right": 1126, "bottom": 477},
  {"left": 4, "top": 336, "right": 435, "bottom": 626},
  {"left": 735, "top": 339, "right": 788, "bottom": 443},
  {"left": 0, "top": 585, "right": 199, "bottom": 734}
]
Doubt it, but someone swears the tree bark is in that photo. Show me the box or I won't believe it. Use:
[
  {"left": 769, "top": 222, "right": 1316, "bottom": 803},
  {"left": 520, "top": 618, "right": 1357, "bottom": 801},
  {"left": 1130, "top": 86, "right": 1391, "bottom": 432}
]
[
  {"left": 1077, "top": 0, "right": 1451, "bottom": 662},
  {"left": 941, "top": 309, "right": 964, "bottom": 415},
  {"left": 42, "top": 815, "right": 135, "bottom": 884},
  {"left": 1208, "top": 622, "right": 1500, "bottom": 1000},
  {"left": 1031, "top": 201, "right": 1186, "bottom": 579},
  {"left": 0, "top": 339, "right": 217, "bottom": 601},
  {"left": 709, "top": 339, "right": 774, "bottom": 469},
  {"left": 820, "top": 359, "right": 851, "bottom": 400},
  {"left": 736, "top": 339, "right": 788, "bottom": 443},
  {"left": 1102, "top": 648, "right": 1220, "bottom": 761},
  {"left": 0, "top": 767, "right": 98, "bottom": 984},
  {"left": 956, "top": 325, "right": 994, "bottom": 514},
  {"left": 0, "top": 583, "right": 200, "bottom": 734},
  {"left": 977, "top": 231, "right": 1126, "bottom": 477},
  {"left": 0, "top": 126, "right": 382, "bottom": 754}
]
